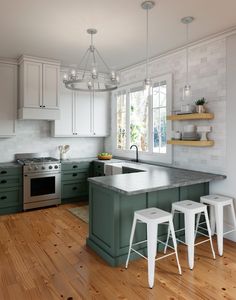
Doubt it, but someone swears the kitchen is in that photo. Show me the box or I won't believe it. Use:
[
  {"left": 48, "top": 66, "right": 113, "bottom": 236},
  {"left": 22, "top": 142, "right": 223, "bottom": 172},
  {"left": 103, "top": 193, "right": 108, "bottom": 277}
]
[{"left": 0, "top": 0, "right": 236, "bottom": 299}]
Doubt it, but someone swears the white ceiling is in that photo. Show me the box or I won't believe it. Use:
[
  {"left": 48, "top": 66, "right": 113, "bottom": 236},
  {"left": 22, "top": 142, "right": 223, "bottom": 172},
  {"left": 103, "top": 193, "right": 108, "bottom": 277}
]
[{"left": 1, "top": 0, "right": 236, "bottom": 70}]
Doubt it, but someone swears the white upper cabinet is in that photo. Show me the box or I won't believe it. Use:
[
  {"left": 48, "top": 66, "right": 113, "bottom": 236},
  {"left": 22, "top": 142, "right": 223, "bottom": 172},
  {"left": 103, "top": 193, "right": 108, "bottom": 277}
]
[
  {"left": 93, "top": 92, "right": 110, "bottom": 137},
  {"left": 18, "top": 55, "right": 60, "bottom": 120},
  {"left": 0, "top": 62, "right": 17, "bottom": 137},
  {"left": 74, "top": 91, "right": 92, "bottom": 136},
  {"left": 23, "top": 61, "right": 42, "bottom": 108},
  {"left": 42, "top": 64, "right": 59, "bottom": 109},
  {"left": 52, "top": 73, "right": 74, "bottom": 137},
  {"left": 52, "top": 71, "right": 110, "bottom": 137}
]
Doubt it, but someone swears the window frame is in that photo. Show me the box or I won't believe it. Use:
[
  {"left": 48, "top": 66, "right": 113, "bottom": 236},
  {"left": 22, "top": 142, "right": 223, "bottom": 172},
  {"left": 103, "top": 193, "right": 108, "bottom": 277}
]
[{"left": 112, "top": 73, "right": 173, "bottom": 164}]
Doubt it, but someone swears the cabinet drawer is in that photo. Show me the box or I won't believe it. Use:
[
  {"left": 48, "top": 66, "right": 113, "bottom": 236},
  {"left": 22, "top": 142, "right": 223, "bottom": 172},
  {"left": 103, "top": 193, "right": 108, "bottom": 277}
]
[
  {"left": 62, "top": 181, "right": 89, "bottom": 199},
  {"left": 93, "top": 162, "right": 104, "bottom": 175},
  {"left": 94, "top": 170, "right": 104, "bottom": 177},
  {"left": 0, "top": 188, "right": 22, "bottom": 209},
  {"left": 0, "top": 176, "right": 22, "bottom": 188},
  {"left": 0, "top": 167, "right": 21, "bottom": 177},
  {"left": 62, "top": 171, "right": 88, "bottom": 182},
  {"left": 61, "top": 162, "right": 91, "bottom": 172}
]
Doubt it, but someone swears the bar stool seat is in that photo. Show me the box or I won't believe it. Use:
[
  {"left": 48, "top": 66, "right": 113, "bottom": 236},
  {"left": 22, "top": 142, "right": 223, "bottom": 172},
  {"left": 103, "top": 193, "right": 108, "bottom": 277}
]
[
  {"left": 200, "top": 195, "right": 236, "bottom": 256},
  {"left": 165, "top": 200, "right": 216, "bottom": 270},
  {"left": 125, "top": 207, "right": 182, "bottom": 289}
]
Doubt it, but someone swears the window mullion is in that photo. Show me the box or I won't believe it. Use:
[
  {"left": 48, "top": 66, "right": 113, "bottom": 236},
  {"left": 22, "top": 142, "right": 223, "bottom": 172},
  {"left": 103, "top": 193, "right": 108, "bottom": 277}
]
[
  {"left": 149, "top": 91, "right": 153, "bottom": 154},
  {"left": 126, "top": 90, "right": 130, "bottom": 150}
]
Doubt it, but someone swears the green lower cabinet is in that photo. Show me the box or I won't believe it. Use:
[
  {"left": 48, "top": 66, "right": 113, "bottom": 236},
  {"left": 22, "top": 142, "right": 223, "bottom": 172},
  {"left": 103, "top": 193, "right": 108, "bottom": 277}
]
[
  {"left": 0, "top": 166, "right": 23, "bottom": 215},
  {"left": 62, "top": 180, "right": 88, "bottom": 201},
  {"left": 61, "top": 161, "right": 91, "bottom": 203},
  {"left": 87, "top": 182, "right": 210, "bottom": 267}
]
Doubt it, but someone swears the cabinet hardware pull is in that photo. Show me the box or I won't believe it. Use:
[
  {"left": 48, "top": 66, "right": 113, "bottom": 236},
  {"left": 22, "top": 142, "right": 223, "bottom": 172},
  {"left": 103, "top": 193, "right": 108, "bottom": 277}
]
[
  {"left": 43, "top": 105, "right": 46, "bottom": 108},
  {"left": 72, "top": 187, "right": 77, "bottom": 191},
  {"left": 72, "top": 173, "right": 78, "bottom": 177},
  {"left": 0, "top": 180, "right": 7, "bottom": 184},
  {"left": 0, "top": 196, "right": 7, "bottom": 200},
  {"left": 0, "top": 171, "right": 7, "bottom": 174},
  {"left": 73, "top": 165, "right": 78, "bottom": 169}
]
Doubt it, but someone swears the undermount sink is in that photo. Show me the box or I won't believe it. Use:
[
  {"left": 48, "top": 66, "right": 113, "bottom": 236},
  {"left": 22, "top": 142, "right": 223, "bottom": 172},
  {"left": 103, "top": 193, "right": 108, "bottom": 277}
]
[{"left": 104, "top": 162, "right": 145, "bottom": 176}]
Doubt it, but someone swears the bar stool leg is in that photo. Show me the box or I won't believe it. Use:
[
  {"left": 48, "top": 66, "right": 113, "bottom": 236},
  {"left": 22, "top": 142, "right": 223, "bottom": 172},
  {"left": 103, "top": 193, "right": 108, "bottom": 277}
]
[
  {"left": 125, "top": 216, "right": 137, "bottom": 269},
  {"left": 230, "top": 202, "right": 236, "bottom": 229},
  {"left": 147, "top": 223, "right": 158, "bottom": 289},
  {"left": 184, "top": 213, "right": 195, "bottom": 270},
  {"left": 215, "top": 205, "right": 224, "bottom": 256},
  {"left": 195, "top": 213, "right": 201, "bottom": 240},
  {"left": 164, "top": 208, "right": 174, "bottom": 254},
  {"left": 169, "top": 220, "right": 182, "bottom": 275},
  {"left": 203, "top": 208, "right": 216, "bottom": 259},
  {"left": 210, "top": 205, "right": 216, "bottom": 235}
]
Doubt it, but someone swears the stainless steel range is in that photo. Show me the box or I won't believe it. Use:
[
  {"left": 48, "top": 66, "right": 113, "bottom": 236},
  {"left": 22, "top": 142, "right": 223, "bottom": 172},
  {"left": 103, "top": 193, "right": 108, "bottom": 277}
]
[{"left": 16, "top": 153, "right": 61, "bottom": 210}]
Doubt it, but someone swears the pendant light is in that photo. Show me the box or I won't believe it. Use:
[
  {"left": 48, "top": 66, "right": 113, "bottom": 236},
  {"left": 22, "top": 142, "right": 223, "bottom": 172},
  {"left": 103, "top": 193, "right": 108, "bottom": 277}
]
[
  {"left": 181, "top": 16, "right": 194, "bottom": 101},
  {"left": 141, "top": 1, "right": 155, "bottom": 92}
]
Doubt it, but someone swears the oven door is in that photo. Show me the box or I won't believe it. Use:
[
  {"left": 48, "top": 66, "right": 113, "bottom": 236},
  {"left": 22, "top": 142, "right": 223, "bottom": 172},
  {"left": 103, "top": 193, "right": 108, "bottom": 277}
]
[{"left": 24, "top": 172, "right": 61, "bottom": 204}]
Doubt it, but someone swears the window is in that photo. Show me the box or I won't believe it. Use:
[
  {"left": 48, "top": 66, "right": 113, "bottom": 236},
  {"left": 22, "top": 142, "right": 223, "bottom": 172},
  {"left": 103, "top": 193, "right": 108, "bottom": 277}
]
[{"left": 114, "top": 74, "right": 172, "bottom": 164}]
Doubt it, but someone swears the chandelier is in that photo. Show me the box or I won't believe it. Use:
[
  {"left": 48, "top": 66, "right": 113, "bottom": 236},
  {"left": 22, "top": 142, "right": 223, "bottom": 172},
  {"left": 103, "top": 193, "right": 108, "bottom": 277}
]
[{"left": 63, "top": 28, "right": 120, "bottom": 92}]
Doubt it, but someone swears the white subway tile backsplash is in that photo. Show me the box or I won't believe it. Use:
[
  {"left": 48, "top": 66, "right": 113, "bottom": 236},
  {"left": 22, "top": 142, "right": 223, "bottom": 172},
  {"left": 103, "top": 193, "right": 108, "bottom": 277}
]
[{"left": 106, "top": 38, "right": 227, "bottom": 174}]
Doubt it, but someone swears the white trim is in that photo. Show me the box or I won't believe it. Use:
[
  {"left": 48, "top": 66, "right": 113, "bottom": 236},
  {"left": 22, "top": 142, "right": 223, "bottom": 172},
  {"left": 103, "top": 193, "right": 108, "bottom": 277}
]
[{"left": 112, "top": 73, "right": 173, "bottom": 164}]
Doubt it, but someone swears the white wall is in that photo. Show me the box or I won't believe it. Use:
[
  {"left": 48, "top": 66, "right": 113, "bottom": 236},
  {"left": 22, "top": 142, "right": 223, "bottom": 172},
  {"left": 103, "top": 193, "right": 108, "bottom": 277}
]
[
  {"left": 106, "top": 37, "right": 227, "bottom": 174},
  {"left": 0, "top": 120, "right": 104, "bottom": 162},
  {"left": 211, "top": 34, "right": 236, "bottom": 242}
]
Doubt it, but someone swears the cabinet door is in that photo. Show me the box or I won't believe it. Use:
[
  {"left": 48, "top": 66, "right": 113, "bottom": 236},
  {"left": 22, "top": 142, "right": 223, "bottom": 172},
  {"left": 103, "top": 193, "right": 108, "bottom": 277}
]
[
  {"left": 53, "top": 73, "right": 74, "bottom": 136},
  {"left": 43, "top": 64, "right": 59, "bottom": 109},
  {"left": 0, "top": 63, "right": 17, "bottom": 136},
  {"left": 24, "top": 61, "right": 42, "bottom": 108},
  {"left": 93, "top": 92, "right": 109, "bottom": 136},
  {"left": 74, "top": 91, "right": 92, "bottom": 136}
]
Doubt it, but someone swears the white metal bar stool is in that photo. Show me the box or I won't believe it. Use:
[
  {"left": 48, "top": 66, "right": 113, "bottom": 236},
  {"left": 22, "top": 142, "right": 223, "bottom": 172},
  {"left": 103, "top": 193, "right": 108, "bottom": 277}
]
[
  {"left": 199, "top": 195, "right": 236, "bottom": 256},
  {"left": 164, "top": 200, "right": 216, "bottom": 270},
  {"left": 125, "top": 207, "right": 182, "bottom": 289}
]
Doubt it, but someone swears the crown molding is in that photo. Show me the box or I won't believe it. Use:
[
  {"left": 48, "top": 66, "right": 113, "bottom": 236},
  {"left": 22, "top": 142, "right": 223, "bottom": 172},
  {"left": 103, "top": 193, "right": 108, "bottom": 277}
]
[{"left": 119, "top": 25, "right": 236, "bottom": 72}]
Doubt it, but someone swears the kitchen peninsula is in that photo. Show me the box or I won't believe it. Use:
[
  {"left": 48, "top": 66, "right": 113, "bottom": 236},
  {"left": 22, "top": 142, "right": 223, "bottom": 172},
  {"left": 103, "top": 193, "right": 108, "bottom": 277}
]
[{"left": 87, "top": 162, "right": 225, "bottom": 266}]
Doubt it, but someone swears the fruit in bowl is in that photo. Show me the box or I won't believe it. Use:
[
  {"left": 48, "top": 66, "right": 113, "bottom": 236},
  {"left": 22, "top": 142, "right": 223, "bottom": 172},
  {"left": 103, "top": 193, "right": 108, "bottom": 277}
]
[{"left": 97, "top": 152, "right": 112, "bottom": 160}]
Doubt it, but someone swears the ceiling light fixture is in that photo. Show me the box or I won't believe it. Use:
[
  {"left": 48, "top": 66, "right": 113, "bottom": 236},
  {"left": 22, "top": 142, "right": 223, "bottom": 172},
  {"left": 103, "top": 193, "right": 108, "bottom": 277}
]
[
  {"left": 141, "top": 1, "right": 155, "bottom": 91},
  {"left": 63, "top": 28, "right": 120, "bottom": 92},
  {"left": 181, "top": 16, "right": 194, "bottom": 101}
]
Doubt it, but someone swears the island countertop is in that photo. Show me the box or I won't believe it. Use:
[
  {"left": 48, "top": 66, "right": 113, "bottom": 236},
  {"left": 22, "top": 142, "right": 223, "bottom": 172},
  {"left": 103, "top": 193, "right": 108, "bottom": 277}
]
[{"left": 88, "top": 162, "right": 226, "bottom": 195}]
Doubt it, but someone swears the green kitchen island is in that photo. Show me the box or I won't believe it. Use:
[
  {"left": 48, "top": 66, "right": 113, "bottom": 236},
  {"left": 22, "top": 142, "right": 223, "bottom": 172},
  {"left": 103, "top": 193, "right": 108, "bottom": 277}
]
[{"left": 86, "top": 162, "right": 225, "bottom": 266}]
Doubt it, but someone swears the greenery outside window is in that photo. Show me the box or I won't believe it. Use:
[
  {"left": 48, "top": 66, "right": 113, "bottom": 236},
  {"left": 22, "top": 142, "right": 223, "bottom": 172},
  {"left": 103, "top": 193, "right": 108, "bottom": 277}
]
[{"left": 113, "top": 74, "right": 172, "bottom": 164}]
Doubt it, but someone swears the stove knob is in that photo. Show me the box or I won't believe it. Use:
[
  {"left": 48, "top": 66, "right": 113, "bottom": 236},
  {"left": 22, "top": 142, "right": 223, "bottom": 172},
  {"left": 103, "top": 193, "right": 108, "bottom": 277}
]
[
  {"left": 54, "top": 165, "right": 59, "bottom": 169},
  {"left": 49, "top": 165, "right": 53, "bottom": 170},
  {"left": 34, "top": 166, "right": 38, "bottom": 170},
  {"left": 42, "top": 166, "right": 45, "bottom": 170},
  {"left": 28, "top": 166, "right": 32, "bottom": 171}
]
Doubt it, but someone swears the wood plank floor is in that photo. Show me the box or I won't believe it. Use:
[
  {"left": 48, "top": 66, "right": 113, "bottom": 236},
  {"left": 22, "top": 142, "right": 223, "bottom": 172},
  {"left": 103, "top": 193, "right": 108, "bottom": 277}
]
[{"left": 0, "top": 203, "right": 235, "bottom": 300}]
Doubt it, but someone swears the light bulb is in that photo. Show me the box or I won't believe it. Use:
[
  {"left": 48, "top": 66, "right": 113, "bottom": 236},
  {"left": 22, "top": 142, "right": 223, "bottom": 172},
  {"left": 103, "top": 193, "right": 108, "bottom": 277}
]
[
  {"left": 71, "top": 70, "right": 76, "bottom": 78},
  {"left": 183, "top": 84, "right": 192, "bottom": 100},
  {"left": 110, "top": 70, "right": 116, "bottom": 81},
  {"left": 88, "top": 80, "right": 93, "bottom": 89},
  {"left": 91, "top": 66, "right": 98, "bottom": 79},
  {"left": 63, "top": 73, "right": 68, "bottom": 81}
]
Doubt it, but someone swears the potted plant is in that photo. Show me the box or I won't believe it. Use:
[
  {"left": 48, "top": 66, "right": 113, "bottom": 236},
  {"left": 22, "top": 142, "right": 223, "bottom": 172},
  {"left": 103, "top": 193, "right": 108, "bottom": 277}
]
[{"left": 195, "top": 97, "right": 206, "bottom": 113}]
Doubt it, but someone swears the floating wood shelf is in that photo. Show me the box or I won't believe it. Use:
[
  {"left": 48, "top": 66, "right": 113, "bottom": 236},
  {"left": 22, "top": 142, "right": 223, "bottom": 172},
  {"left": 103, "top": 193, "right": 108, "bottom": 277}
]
[
  {"left": 167, "top": 113, "right": 214, "bottom": 121},
  {"left": 167, "top": 140, "right": 214, "bottom": 147}
]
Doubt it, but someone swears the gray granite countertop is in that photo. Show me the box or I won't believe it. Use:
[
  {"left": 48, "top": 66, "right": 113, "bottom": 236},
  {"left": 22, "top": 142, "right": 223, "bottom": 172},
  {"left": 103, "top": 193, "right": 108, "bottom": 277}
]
[{"left": 88, "top": 161, "right": 226, "bottom": 195}]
